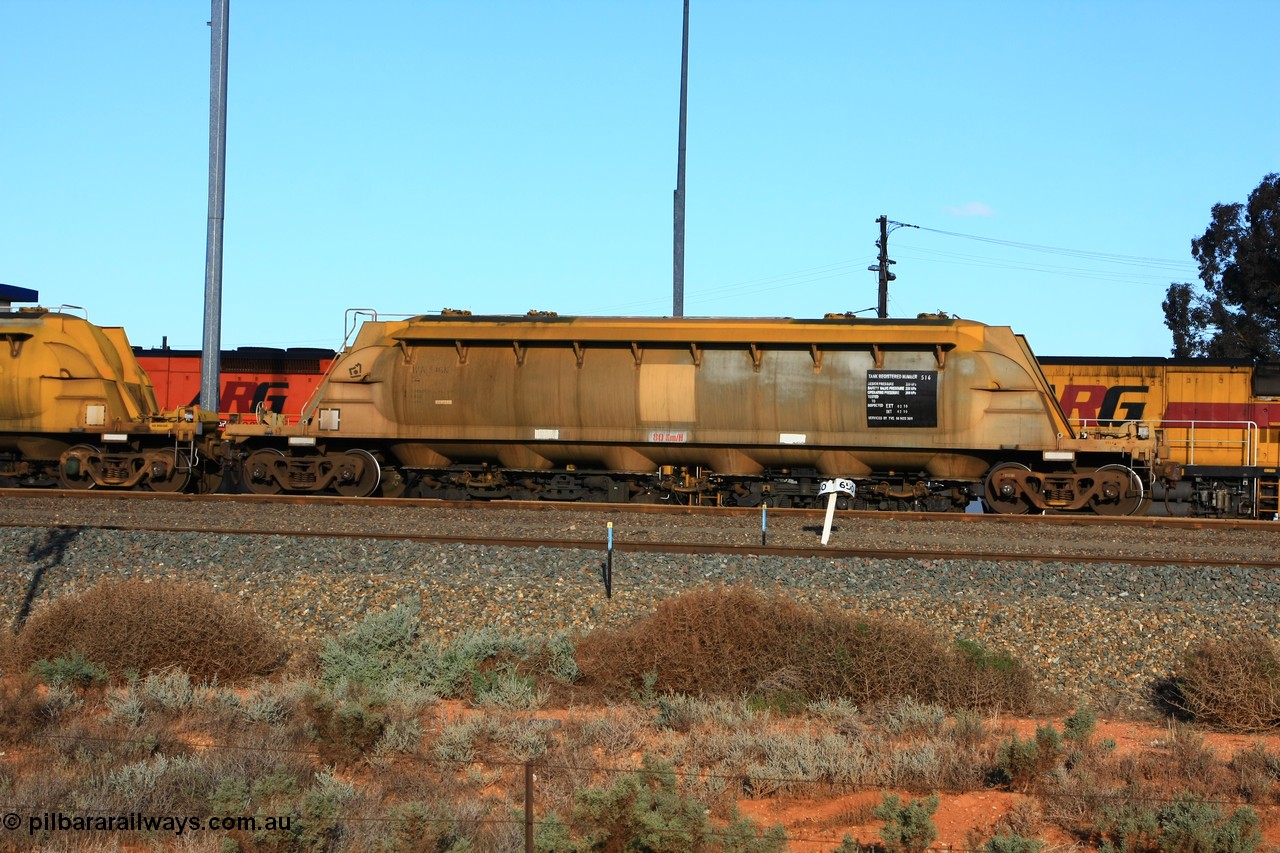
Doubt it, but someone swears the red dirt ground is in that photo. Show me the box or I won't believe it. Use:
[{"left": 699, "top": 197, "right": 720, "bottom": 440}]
[{"left": 736, "top": 718, "right": 1280, "bottom": 852}]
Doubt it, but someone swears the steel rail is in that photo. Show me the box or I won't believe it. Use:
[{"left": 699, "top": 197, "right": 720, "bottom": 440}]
[
  {"left": 1, "top": 518, "right": 1275, "bottom": 570},
  {"left": 1, "top": 488, "right": 1275, "bottom": 532}
]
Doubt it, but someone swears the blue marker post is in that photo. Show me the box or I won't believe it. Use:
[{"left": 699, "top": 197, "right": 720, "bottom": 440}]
[
  {"left": 761, "top": 502, "right": 767, "bottom": 547},
  {"left": 602, "top": 521, "right": 614, "bottom": 599}
]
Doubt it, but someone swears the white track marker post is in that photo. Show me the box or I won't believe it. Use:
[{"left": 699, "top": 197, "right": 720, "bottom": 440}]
[
  {"left": 818, "top": 479, "right": 855, "bottom": 545},
  {"left": 603, "top": 521, "right": 613, "bottom": 598}
]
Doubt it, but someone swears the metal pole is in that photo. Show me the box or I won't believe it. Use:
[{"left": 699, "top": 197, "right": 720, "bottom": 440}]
[
  {"left": 524, "top": 762, "right": 534, "bottom": 853},
  {"left": 201, "top": 0, "right": 229, "bottom": 413},
  {"left": 876, "top": 215, "right": 889, "bottom": 319},
  {"left": 603, "top": 521, "right": 614, "bottom": 598},
  {"left": 672, "top": 0, "right": 688, "bottom": 317}
]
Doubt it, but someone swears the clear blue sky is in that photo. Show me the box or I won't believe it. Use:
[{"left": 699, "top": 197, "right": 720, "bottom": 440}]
[{"left": 2, "top": 1, "right": 1276, "bottom": 356}]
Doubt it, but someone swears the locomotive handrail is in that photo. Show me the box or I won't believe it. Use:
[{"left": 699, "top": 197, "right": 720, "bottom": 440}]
[
  {"left": 1072, "top": 418, "right": 1259, "bottom": 467},
  {"left": 343, "top": 308, "right": 380, "bottom": 343}
]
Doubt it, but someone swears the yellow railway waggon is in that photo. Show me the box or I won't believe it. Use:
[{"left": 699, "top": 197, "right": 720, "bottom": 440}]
[
  {"left": 221, "top": 311, "right": 1177, "bottom": 515},
  {"left": 1040, "top": 357, "right": 1280, "bottom": 518},
  {"left": 0, "top": 307, "right": 218, "bottom": 491}
]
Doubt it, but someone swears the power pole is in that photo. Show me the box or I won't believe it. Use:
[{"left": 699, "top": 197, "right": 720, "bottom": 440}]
[
  {"left": 672, "top": 0, "right": 689, "bottom": 317},
  {"left": 867, "top": 215, "right": 917, "bottom": 319},
  {"left": 201, "top": 0, "right": 230, "bottom": 412}
]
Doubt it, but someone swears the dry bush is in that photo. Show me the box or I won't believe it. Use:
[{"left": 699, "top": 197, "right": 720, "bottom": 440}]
[
  {"left": 11, "top": 579, "right": 288, "bottom": 682},
  {"left": 0, "top": 673, "right": 56, "bottom": 744},
  {"left": 575, "top": 586, "right": 1037, "bottom": 713},
  {"left": 1231, "top": 744, "right": 1280, "bottom": 805},
  {"left": 1172, "top": 632, "right": 1280, "bottom": 732}
]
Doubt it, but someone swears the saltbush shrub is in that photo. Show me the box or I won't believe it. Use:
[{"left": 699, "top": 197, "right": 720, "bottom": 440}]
[
  {"left": 31, "top": 649, "right": 108, "bottom": 688},
  {"left": 874, "top": 792, "right": 939, "bottom": 853},
  {"left": 1094, "top": 797, "right": 1261, "bottom": 853},
  {"left": 567, "top": 754, "right": 786, "bottom": 852}
]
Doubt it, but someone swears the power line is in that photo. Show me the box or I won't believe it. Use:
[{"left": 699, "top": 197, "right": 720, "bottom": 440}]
[{"left": 912, "top": 225, "right": 1197, "bottom": 272}]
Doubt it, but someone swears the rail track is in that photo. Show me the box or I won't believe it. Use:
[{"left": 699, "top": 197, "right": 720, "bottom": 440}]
[{"left": 3, "top": 489, "right": 1277, "bottom": 569}]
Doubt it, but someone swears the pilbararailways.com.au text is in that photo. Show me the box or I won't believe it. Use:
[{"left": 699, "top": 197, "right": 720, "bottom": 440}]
[{"left": 9, "top": 811, "right": 292, "bottom": 836}]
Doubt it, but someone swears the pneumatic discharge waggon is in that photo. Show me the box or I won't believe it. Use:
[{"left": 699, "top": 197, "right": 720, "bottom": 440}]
[
  {"left": 0, "top": 306, "right": 220, "bottom": 491},
  {"left": 219, "top": 310, "right": 1178, "bottom": 515}
]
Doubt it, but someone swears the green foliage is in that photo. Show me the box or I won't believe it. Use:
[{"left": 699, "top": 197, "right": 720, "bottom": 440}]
[
  {"left": 535, "top": 812, "right": 574, "bottom": 852},
  {"left": 210, "top": 777, "right": 250, "bottom": 815},
  {"left": 1064, "top": 704, "right": 1097, "bottom": 742},
  {"left": 378, "top": 801, "right": 472, "bottom": 852},
  {"left": 138, "top": 669, "right": 212, "bottom": 712},
  {"left": 654, "top": 694, "right": 708, "bottom": 732},
  {"left": 304, "top": 686, "right": 387, "bottom": 764},
  {"left": 719, "top": 807, "right": 788, "bottom": 853},
  {"left": 572, "top": 755, "right": 707, "bottom": 851},
  {"left": 955, "top": 638, "right": 1018, "bottom": 673},
  {"left": 1095, "top": 797, "right": 1261, "bottom": 853},
  {"left": 320, "top": 603, "right": 532, "bottom": 704},
  {"left": 1163, "top": 172, "right": 1280, "bottom": 359},
  {"left": 471, "top": 663, "right": 545, "bottom": 710},
  {"left": 1158, "top": 798, "right": 1260, "bottom": 853},
  {"left": 633, "top": 668, "right": 661, "bottom": 708},
  {"left": 879, "top": 696, "right": 947, "bottom": 736},
  {"left": 104, "top": 691, "right": 146, "bottom": 727},
  {"left": 434, "top": 719, "right": 481, "bottom": 764},
  {"left": 832, "top": 835, "right": 862, "bottom": 853},
  {"left": 873, "top": 793, "right": 938, "bottom": 853},
  {"left": 294, "top": 772, "right": 355, "bottom": 852},
  {"left": 318, "top": 604, "right": 429, "bottom": 689},
  {"left": 950, "top": 709, "right": 986, "bottom": 746},
  {"left": 32, "top": 649, "right": 108, "bottom": 687},
  {"left": 545, "top": 631, "right": 580, "bottom": 683},
  {"left": 984, "top": 835, "right": 1044, "bottom": 853},
  {"left": 557, "top": 753, "right": 783, "bottom": 851},
  {"left": 745, "top": 688, "right": 808, "bottom": 716},
  {"left": 372, "top": 718, "right": 424, "bottom": 764},
  {"left": 996, "top": 723, "right": 1063, "bottom": 790}
]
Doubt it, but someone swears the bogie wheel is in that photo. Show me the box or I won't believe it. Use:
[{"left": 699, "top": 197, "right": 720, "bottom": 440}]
[
  {"left": 379, "top": 466, "right": 407, "bottom": 498},
  {"left": 334, "top": 449, "right": 381, "bottom": 497},
  {"left": 983, "top": 462, "right": 1035, "bottom": 514},
  {"left": 145, "top": 449, "right": 193, "bottom": 493},
  {"left": 59, "top": 445, "right": 99, "bottom": 490},
  {"left": 1091, "top": 464, "right": 1147, "bottom": 516},
  {"left": 243, "top": 448, "right": 286, "bottom": 495}
]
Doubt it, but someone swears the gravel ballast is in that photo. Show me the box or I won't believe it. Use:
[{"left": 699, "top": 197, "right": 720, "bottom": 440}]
[{"left": 3, "top": 495, "right": 1279, "bottom": 711}]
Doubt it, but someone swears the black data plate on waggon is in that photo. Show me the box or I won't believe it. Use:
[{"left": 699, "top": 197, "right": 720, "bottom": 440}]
[{"left": 866, "top": 370, "right": 938, "bottom": 428}]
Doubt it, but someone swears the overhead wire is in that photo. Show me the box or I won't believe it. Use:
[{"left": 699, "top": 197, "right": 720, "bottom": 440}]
[
  {"left": 583, "top": 224, "right": 1197, "bottom": 316},
  {"left": 911, "top": 225, "right": 1197, "bottom": 272}
]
